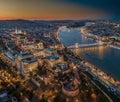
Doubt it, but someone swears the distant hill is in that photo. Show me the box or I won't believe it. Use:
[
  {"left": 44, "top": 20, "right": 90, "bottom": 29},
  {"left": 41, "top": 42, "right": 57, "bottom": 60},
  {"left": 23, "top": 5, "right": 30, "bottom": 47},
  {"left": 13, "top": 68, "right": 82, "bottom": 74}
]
[{"left": 0, "top": 19, "right": 35, "bottom": 24}]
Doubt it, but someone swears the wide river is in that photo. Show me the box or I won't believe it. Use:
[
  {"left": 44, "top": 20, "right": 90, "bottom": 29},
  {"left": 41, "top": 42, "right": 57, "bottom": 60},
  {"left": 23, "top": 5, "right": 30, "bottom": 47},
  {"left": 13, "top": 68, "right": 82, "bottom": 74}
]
[{"left": 59, "top": 29, "right": 120, "bottom": 81}]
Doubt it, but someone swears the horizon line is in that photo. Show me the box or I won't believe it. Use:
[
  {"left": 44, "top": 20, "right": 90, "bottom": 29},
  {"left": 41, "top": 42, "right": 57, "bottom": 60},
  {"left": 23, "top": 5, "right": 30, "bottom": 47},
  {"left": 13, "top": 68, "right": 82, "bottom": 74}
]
[{"left": 0, "top": 18, "right": 114, "bottom": 21}]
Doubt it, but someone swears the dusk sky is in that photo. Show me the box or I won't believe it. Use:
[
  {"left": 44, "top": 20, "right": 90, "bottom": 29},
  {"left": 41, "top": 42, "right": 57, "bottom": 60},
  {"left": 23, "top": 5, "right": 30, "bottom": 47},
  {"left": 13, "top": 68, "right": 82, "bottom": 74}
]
[{"left": 0, "top": 0, "right": 120, "bottom": 20}]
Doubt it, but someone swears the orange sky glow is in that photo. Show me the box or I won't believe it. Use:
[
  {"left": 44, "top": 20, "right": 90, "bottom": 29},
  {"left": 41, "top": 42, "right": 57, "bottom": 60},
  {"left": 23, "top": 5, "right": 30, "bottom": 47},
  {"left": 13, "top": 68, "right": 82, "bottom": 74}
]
[{"left": 0, "top": 0, "right": 108, "bottom": 20}]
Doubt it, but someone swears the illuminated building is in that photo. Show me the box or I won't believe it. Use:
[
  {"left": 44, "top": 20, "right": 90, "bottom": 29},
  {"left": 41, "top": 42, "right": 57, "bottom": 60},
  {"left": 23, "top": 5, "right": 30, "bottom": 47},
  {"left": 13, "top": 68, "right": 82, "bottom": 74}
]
[
  {"left": 4, "top": 50, "right": 18, "bottom": 66},
  {"left": 16, "top": 51, "right": 38, "bottom": 78},
  {"left": 44, "top": 54, "right": 63, "bottom": 67},
  {"left": 62, "top": 78, "right": 80, "bottom": 97}
]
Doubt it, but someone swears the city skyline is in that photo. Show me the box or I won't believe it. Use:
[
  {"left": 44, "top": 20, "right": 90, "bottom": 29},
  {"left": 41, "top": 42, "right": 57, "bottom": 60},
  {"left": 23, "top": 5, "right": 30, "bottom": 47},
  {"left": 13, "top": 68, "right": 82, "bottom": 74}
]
[
  {"left": 0, "top": 0, "right": 120, "bottom": 20},
  {"left": 0, "top": 0, "right": 120, "bottom": 102}
]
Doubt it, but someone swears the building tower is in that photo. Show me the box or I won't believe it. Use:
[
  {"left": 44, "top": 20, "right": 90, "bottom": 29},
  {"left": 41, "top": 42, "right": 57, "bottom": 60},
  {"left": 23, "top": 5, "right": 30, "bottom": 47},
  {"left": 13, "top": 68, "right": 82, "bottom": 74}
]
[{"left": 15, "top": 27, "right": 18, "bottom": 34}]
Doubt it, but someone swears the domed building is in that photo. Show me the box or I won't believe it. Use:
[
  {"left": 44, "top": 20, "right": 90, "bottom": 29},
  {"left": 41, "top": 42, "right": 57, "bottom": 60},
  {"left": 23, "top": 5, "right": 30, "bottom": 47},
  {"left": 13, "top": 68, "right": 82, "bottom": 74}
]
[{"left": 62, "top": 77, "right": 80, "bottom": 97}]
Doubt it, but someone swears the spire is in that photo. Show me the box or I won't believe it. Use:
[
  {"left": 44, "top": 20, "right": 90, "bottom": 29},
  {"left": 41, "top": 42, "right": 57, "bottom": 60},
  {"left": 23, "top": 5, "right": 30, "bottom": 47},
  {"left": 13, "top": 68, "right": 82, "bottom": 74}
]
[{"left": 15, "top": 27, "right": 18, "bottom": 34}]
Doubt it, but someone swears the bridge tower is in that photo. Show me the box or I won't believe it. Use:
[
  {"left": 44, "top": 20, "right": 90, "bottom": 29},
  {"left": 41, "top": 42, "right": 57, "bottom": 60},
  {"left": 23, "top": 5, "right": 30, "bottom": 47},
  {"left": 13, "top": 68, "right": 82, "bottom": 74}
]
[
  {"left": 75, "top": 43, "right": 79, "bottom": 49},
  {"left": 98, "top": 41, "right": 103, "bottom": 45}
]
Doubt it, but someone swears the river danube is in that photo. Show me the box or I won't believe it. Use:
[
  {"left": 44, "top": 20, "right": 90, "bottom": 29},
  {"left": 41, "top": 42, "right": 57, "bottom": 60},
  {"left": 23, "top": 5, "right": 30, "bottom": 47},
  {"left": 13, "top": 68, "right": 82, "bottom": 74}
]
[{"left": 59, "top": 29, "right": 120, "bottom": 81}]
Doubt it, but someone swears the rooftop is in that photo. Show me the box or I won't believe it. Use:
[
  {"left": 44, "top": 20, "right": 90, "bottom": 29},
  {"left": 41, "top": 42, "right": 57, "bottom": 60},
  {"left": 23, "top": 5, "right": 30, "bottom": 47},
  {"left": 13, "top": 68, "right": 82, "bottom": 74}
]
[
  {"left": 54, "top": 64, "right": 69, "bottom": 72},
  {"left": 22, "top": 57, "right": 37, "bottom": 63},
  {"left": 46, "top": 54, "right": 59, "bottom": 60},
  {"left": 19, "top": 51, "right": 33, "bottom": 58},
  {"left": 46, "top": 48, "right": 55, "bottom": 52}
]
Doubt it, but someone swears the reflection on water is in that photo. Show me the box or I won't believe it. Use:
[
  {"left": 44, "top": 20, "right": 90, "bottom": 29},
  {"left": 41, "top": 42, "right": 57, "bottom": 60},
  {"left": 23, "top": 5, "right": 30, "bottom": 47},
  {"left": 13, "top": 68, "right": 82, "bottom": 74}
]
[
  {"left": 73, "top": 46, "right": 120, "bottom": 80},
  {"left": 59, "top": 30, "right": 96, "bottom": 46},
  {"left": 59, "top": 29, "right": 120, "bottom": 81},
  {"left": 74, "top": 46, "right": 109, "bottom": 59},
  {"left": 98, "top": 46, "right": 104, "bottom": 59}
]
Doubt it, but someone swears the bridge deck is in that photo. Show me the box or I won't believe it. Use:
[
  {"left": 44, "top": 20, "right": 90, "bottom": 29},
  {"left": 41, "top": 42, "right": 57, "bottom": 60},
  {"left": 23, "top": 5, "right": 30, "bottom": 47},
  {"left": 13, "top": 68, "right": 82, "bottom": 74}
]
[{"left": 67, "top": 42, "right": 105, "bottom": 49}]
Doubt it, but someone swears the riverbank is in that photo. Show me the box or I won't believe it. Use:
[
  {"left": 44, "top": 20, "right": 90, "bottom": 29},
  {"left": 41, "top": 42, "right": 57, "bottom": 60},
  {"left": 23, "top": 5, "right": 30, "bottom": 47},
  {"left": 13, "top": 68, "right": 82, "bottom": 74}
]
[
  {"left": 55, "top": 26, "right": 68, "bottom": 43},
  {"left": 110, "top": 45, "right": 120, "bottom": 50},
  {"left": 80, "top": 27, "right": 120, "bottom": 50},
  {"left": 84, "top": 59, "right": 120, "bottom": 89},
  {"left": 58, "top": 27, "right": 120, "bottom": 80},
  {"left": 58, "top": 26, "right": 120, "bottom": 100}
]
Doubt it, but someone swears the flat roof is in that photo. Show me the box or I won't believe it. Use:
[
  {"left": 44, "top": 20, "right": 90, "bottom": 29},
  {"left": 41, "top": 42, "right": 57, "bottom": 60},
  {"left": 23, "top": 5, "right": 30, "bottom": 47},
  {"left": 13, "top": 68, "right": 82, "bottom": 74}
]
[
  {"left": 22, "top": 57, "right": 37, "bottom": 63},
  {"left": 19, "top": 51, "right": 33, "bottom": 57},
  {"left": 46, "top": 55, "right": 59, "bottom": 60}
]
